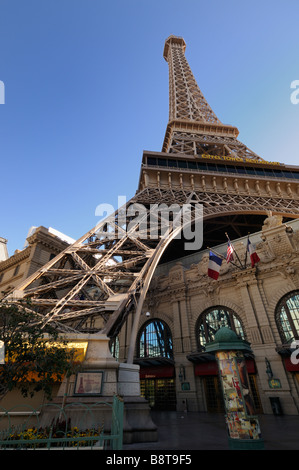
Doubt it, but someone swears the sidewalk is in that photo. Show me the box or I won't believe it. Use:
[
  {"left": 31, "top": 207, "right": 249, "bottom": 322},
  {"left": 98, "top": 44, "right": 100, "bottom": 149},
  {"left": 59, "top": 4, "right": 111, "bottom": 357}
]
[{"left": 122, "top": 411, "right": 299, "bottom": 450}]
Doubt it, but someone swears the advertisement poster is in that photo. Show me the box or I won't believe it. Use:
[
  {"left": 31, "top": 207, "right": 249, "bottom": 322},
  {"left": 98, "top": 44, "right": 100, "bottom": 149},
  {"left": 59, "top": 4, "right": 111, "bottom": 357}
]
[
  {"left": 216, "top": 351, "right": 261, "bottom": 440},
  {"left": 74, "top": 371, "right": 103, "bottom": 396},
  {"left": 226, "top": 412, "right": 262, "bottom": 440},
  {"left": 235, "top": 356, "right": 256, "bottom": 415},
  {"left": 217, "top": 351, "right": 243, "bottom": 412}
]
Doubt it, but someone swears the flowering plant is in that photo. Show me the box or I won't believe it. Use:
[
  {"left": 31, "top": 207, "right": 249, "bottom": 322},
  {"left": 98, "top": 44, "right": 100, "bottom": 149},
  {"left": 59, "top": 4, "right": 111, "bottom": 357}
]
[{"left": 5, "top": 424, "right": 101, "bottom": 448}]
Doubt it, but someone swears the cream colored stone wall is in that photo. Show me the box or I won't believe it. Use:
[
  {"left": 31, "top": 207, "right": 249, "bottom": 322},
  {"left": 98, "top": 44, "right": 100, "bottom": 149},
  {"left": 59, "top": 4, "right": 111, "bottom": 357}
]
[
  {"left": 0, "top": 226, "right": 69, "bottom": 298},
  {"left": 119, "top": 215, "right": 299, "bottom": 415}
]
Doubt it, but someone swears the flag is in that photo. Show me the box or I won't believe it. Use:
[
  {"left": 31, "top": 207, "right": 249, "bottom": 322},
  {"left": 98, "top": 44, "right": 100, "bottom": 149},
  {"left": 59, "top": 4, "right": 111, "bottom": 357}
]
[
  {"left": 226, "top": 239, "right": 234, "bottom": 263},
  {"left": 247, "top": 238, "right": 260, "bottom": 267},
  {"left": 208, "top": 251, "right": 223, "bottom": 280}
]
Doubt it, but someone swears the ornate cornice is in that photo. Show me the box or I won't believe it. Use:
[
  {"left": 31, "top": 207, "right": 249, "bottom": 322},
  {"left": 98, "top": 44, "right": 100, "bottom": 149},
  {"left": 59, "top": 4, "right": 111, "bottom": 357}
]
[
  {"left": 0, "top": 227, "right": 69, "bottom": 272},
  {"left": 0, "top": 246, "right": 31, "bottom": 271}
]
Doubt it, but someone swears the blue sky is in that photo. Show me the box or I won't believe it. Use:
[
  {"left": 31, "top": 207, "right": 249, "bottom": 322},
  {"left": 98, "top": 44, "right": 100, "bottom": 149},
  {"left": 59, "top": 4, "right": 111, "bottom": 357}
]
[{"left": 1, "top": 0, "right": 299, "bottom": 256}]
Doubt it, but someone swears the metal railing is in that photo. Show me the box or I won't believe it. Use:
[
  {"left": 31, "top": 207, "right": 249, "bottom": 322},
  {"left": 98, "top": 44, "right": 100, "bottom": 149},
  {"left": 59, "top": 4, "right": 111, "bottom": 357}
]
[{"left": 0, "top": 395, "right": 123, "bottom": 450}]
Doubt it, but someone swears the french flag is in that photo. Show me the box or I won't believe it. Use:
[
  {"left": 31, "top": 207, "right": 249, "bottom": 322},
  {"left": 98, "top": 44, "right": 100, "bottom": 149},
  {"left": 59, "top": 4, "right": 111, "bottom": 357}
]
[
  {"left": 208, "top": 251, "right": 223, "bottom": 280},
  {"left": 247, "top": 238, "right": 260, "bottom": 268}
]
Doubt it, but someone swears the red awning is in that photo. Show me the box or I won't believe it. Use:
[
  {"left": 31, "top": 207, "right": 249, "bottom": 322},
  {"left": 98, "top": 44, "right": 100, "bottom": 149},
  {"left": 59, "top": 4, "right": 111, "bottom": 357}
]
[
  {"left": 140, "top": 366, "right": 175, "bottom": 379},
  {"left": 284, "top": 357, "right": 299, "bottom": 372},
  {"left": 195, "top": 361, "right": 218, "bottom": 376}
]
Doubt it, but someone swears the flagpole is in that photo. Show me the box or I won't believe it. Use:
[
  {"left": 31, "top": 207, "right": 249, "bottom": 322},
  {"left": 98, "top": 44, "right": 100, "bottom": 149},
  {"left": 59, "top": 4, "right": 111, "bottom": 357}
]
[
  {"left": 207, "top": 247, "right": 243, "bottom": 271},
  {"left": 225, "top": 232, "right": 245, "bottom": 269},
  {"left": 244, "top": 233, "right": 250, "bottom": 269}
]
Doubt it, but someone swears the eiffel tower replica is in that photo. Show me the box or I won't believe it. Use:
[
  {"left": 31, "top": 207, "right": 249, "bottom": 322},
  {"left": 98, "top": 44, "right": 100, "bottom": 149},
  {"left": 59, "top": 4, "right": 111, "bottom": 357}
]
[{"left": 6, "top": 35, "right": 299, "bottom": 359}]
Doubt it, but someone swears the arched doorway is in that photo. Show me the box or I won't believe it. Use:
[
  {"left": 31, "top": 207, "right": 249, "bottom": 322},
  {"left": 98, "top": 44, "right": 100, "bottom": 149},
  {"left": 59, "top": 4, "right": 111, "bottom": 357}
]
[{"left": 136, "top": 319, "right": 176, "bottom": 410}]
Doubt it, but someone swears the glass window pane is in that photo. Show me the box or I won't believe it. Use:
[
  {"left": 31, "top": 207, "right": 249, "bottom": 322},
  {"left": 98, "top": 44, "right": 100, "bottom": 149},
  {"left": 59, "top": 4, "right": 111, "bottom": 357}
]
[
  {"left": 188, "top": 161, "right": 197, "bottom": 170},
  {"left": 286, "top": 294, "right": 299, "bottom": 316},
  {"left": 168, "top": 159, "right": 178, "bottom": 168},
  {"left": 198, "top": 324, "right": 206, "bottom": 347},
  {"left": 206, "top": 164, "right": 217, "bottom": 172},
  {"left": 282, "top": 171, "right": 294, "bottom": 178},
  {"left": 226, "top": 166, "right": 237, "bottom": 173},
  {"left": 277, "top": 293, "right": 299, "bottom": 343},
  {"left": 235, "top": 166, "right": 246, "bottom": 174},
  {"left": 139, "top": 320, "right": 173, "bottom": 359},
  {"left": 245, "top": 168, "right": 256, "bottom": 176},
  {"left": 197, "top": 163, "right": 207, "bottom": 171},
  {"left": 279, "top": 307, "right": 293, "bottom": 342},
  {"left": 140, "top": 331, "right": 145, "bottom": 357},
  {"left": 234, "top": 317, "right": 245, "bottom": 340},
  {"left": 147, "top": 157, "right": 156, "bottom": 166},
  {"left": 197, "top": 307, "right": 245, "bottom": 348},
  {"left": 216, "top": 164, "right": 227, "bottom": 173}
]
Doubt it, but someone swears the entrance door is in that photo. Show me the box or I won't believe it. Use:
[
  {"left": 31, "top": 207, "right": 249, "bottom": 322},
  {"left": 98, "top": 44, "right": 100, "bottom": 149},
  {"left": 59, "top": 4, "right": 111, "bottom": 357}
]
[
  {"left": 140, "top": 378, "right": 176, "bottom": 410},
  {"left": 203, "top": 376, "right": 224, "bottom": 413},
  {"left": 249, "top": 374, "right": 263, "bottom": 414},
  {"left": 203, "top": 374, "right": 263, "bottom": 414}
]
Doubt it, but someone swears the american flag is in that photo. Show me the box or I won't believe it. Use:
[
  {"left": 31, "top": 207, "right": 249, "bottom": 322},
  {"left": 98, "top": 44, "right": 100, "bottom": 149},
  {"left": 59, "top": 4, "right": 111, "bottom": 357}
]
[{"left": 226, "top": 239, "right": 234, "bottom": 263}]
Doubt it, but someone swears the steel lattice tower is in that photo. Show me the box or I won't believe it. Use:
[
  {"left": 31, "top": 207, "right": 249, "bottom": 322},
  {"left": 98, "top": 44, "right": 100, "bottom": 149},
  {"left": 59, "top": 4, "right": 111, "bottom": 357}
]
[
  {"left": 161, "top": 36, "right": 263, "bottom": 160},
  {"left": 6, "top": 36, "right": 299, "bottom": 361}
]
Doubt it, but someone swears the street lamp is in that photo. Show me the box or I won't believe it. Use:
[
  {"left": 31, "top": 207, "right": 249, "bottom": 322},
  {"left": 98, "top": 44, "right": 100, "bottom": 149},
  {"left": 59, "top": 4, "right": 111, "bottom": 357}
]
[
  {"left": 178, "top": 365, "right": 185, "bottom": 383},
  {"left": 265, "top": 358, "right": 273, "bottom": 380}
]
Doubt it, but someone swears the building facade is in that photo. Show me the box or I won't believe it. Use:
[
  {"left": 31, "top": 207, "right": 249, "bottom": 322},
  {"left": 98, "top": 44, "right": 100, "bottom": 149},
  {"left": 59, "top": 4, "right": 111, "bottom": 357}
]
[
  {"left": 0, "top": 226, "right": 73, "bottom": 298},
  {"left": 117, "top": 216, "right": 299, "bottom": 415},
  {"left": 110, "top": 36, "right": 299, "bottom": 415}
]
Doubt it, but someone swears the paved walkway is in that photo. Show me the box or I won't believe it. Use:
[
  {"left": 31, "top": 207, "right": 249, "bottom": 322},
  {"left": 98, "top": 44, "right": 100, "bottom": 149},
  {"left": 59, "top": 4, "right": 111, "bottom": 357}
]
[{"left": 123, "top": 411, "right": 299, "bottom": 450}]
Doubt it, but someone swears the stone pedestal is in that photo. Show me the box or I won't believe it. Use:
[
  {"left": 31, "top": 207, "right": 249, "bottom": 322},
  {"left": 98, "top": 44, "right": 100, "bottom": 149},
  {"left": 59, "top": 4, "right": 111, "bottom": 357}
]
[
  {"left": 118, "top": 363, "right": 157, "bottom": 444},
  {"left": 118, "top": 363, "right": 141, "bottom": 396},
  {"left": 40, "top": 333, "right": 157, "bottom": 444}
]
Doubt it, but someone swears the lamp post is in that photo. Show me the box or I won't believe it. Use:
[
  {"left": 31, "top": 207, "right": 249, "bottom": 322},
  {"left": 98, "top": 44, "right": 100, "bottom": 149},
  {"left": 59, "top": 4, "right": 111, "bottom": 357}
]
[
  {"left": 178, "top": 365, "right": 185, "bottom": 383},
  {"left": 206, "top": 327, "right": 264, "bottom": 450},
  {"left": 265, "top": 357, "right": 273, "bottom": 379}
]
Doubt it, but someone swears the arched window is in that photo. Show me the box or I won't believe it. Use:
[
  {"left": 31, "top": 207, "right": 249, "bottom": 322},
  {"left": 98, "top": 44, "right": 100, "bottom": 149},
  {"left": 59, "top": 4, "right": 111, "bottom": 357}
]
[
  {"left": 276, "top": 291, "right": 299, "bottom": 343},
  {"left": 138, "top": 319, "right": 173, "bottom": 359},
  {"left": 196, "top": 306, "right": 245, "bottom": 349}
]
